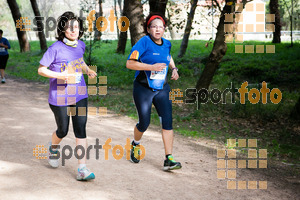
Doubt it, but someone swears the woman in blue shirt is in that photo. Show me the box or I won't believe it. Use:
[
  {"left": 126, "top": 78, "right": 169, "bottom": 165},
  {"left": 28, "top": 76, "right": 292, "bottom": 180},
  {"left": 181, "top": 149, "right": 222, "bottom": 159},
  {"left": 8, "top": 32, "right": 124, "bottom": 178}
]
[
  {"left": 126, "top": 13, "right": 181, "bottom": 171},
  {"left": 0, "top": 29, "right": 11, "bottom": 83}
]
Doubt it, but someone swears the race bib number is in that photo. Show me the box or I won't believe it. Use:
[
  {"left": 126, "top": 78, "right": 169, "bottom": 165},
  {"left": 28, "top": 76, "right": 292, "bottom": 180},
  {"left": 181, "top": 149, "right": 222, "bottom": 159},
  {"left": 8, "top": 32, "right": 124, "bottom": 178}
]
[
  {"left": 150, "top": 68, "right": 166, "bottom": 80},
  {"left": 0, "top": 47, "right": 5, "bottom": 52}
]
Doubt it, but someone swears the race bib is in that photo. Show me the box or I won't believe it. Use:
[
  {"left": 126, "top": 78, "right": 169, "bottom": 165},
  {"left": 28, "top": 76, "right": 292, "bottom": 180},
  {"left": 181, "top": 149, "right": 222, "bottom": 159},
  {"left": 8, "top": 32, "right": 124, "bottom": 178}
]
[
  {"left": 0, "top": 47, "right": 5, "bottom": 52},
  {"left": 150, "top": 68, "right": 166, "bottom": 80},
  {"left": 75, "top": 73, "right": 82, "bottom": 83},
  {"left": 64, "top": 73, "right": 82, "bottom": 84}
]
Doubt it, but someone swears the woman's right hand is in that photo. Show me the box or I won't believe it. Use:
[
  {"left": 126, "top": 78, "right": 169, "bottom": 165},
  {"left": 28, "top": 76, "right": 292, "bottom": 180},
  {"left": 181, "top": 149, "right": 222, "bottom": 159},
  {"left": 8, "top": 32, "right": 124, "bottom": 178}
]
[{"left": 152, "top": 63, "right": 166, "bottom": 71}]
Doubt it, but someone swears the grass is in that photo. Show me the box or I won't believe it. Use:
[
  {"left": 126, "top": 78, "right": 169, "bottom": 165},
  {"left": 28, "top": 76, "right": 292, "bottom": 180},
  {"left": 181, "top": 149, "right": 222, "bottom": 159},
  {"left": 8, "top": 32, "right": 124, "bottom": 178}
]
[{"left": 6, "top": 39, "right": 300, "bottom": 164}]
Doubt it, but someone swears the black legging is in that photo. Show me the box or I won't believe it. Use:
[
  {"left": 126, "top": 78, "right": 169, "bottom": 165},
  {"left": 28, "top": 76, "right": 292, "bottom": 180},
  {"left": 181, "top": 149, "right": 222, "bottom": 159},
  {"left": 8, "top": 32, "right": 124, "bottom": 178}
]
[
  {"left": 133, "top": 80, "right": 173, "bottom": 132},
  {"left": 0, "top": 54, "right": 9, "bottom": 69},
  {"left": 49, "top": 98, "right": 87, "bottom": 139}
]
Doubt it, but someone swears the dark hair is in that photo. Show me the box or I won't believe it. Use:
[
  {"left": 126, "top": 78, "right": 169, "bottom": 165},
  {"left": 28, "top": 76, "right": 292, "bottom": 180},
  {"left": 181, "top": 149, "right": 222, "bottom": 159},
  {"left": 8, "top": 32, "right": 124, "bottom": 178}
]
[
  {"left": 0, "top": 29, "right": 3, "bottom": 34},
  {"left": 144, "top": 13, "right": 168, "bottom": 35},
  {"left": 56, "top": 11, "right": 84, "bottom": 41}
]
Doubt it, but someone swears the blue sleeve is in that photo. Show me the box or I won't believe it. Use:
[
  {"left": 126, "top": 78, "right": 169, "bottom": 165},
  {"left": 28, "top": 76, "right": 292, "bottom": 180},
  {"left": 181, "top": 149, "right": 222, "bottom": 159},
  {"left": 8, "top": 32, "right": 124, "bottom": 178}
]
[
  {"left": 127, "top": 37, "right": 147, "bottom": 61},
  {"left": 167, "top": 39, "right": 171, "bottom": 54},
  {"left": 5, "top": 39, "right": 11, "bottom": 49}
]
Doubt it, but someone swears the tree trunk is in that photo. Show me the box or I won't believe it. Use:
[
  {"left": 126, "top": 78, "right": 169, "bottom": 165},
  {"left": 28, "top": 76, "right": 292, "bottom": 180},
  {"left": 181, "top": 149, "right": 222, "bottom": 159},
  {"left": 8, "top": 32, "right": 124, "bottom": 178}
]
[
  {"left": 114, "top": 0, "right": 120, "bottom": 40},
  {"left": 126, "top": 0, "right": 145, "bottom": 46},
  {"left": 233, "top": 3, "right": 243, "bottom": 35},
  {"left": 196, "top": 0, "right": 248, "bottom": 90},
  {"left": 30, "top": 0, "right": 47, "bottom": 51},
  {"left": 7, "top": 0, "right": 30, "bottom": 52},
  {"left": 166, "top": 5, "right": 176, "bottom": 40},
  {"left": 94, "top": 0, "right": 103, "bottom": 41},
  {"left": 116, "top": 0, "right": 128, "bottom": 54},
  {"left": 149, "top": 0, "right": 168, "bottom": 16},
  {"left": 118, "top": 0, "right": 122, "bottom": 13},
  {"left": 178, "top": 0, "right": 198, "bottom": 58},
  {"left": 290, "top": 96, "right": 300, "bottom": 120},
  {"left": 269, "top": 0, "right": 281, "bottom": 43}
]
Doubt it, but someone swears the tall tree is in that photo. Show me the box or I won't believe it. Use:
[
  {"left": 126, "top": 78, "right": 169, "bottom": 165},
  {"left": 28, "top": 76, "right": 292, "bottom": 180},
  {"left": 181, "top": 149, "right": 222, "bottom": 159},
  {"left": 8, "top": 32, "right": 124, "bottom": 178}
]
[
  {"left": 118, "top": 0, "right": 123, "bottom": 14},
  {"left": 116, "top": 0, "right": 128, "bottom": 54},
  {"left": 281, "top": 0, "right": 295, "bottom": 47},
  {"left": 114, "top": 0, "right": 120, "bottom": 40},
  {"left": 7, "top": 0, "right": 30, "bottom": 52},
  {"left": 94, "top": 0, "right": 103, "bottom": 41},
  {"left": 166, "top": 1, "right": 176, "bottom": 40},
  {"left": 196, "top": 0, "right": 250, "bottom": 90},
  {"left": 37, "top": 0, "right": 55, "bottom": 39},
  {"left": 30, "top": 0, "right": 47, "bottom": 51},
  {"left": 178, "top": 0, "right": 198, "bottom": 58},
  {"left": 126, "top": 0, "right": 145, "bottom": 46},
  {"left": 149, "top": 0, "right": 168, "bottom": 15},
  {"left": 269, "top": 0, "right": 281, "bottom": 43}
]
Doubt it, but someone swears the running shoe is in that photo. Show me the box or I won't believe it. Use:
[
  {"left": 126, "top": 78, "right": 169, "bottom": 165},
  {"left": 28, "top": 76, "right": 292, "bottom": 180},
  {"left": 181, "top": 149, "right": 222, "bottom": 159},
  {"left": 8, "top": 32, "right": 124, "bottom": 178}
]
[
  {"left": 1, "top": 77, "right": 5, "bottom": 83},
  {"left": 47, "top": 142, "right": 59, "bottom": 168},
  {"left": 163, "top": 155, "right": 182, "bottom": 171},
  {"left": 76, "top": 167, "right": 95, "bottom": 181},
  {"left": 130, "top": 141, "right": 141, "bottom": 163}
]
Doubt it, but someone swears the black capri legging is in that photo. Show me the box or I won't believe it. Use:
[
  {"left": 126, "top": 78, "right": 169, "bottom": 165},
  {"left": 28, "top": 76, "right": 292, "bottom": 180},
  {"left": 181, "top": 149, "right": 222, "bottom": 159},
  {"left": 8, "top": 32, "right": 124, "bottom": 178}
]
[
  {"left": 133, "top": 80, "right": 173, "bottom": 132},
  {"left": 49, "top": 98, "right": 87, "bottom": 139},
  {"left": 0, "top": 54, "right": 9, "bottom": 69}
]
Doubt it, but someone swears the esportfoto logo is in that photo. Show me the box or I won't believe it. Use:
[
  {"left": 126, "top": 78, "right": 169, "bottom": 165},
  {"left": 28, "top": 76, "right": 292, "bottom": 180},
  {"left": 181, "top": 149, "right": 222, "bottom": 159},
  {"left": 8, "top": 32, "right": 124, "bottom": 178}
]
[
  {"left": 33, "top": 138, "right": 145, "bottom": 166},
  {"left": 170, "top": 81, "right": 282, "bottom": 109}
]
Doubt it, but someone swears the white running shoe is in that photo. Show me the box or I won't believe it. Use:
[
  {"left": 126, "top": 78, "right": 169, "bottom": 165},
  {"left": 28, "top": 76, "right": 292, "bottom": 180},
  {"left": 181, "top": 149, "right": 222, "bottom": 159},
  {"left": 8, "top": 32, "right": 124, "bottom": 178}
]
[
  {"left": 47, "top": 142, "right": 59, "bottom": 168},
  {"left": 1, "top": 77, "right": 6, "bottom": 83},
  {"left": 76, "top": 167, "right": 95, "bottom": 181}
]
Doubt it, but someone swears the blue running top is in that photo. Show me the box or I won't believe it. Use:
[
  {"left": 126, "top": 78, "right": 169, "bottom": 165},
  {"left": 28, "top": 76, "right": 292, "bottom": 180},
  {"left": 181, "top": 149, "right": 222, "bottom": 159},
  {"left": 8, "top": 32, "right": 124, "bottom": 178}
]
[{"left": 127, "top": 35, "right": 171, "bottom": 90}]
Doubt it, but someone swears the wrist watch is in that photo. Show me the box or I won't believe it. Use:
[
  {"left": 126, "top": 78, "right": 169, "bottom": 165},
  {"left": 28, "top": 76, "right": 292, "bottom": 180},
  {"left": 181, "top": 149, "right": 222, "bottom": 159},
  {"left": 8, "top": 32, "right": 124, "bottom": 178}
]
[{"left": 171, "top": 67, "right": 178, "bottom": 71}]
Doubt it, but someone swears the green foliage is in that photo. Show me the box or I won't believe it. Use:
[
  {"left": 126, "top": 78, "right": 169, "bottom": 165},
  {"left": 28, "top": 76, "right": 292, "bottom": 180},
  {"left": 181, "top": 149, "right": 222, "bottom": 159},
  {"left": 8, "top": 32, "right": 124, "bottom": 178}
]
[{"left": 266, "top": 0, "right": 300, "bottom": 30}]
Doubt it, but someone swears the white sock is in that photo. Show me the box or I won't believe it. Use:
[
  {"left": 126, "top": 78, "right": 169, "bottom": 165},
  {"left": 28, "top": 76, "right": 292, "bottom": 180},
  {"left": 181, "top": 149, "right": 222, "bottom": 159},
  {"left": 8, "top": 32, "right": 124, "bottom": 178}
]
[
  {"left": 133, "top": 139, "right": 140, "bottom": 145},
  {"left": 78, "top": 164, "right": 86, "bottom": 169}
]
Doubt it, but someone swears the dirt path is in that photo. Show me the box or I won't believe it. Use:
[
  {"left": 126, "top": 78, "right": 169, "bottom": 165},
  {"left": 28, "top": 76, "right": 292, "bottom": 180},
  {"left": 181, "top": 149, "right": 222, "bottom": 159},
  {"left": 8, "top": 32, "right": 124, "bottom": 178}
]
[{"left": 0, "top": 77, "right": 299, "bottom": 200}]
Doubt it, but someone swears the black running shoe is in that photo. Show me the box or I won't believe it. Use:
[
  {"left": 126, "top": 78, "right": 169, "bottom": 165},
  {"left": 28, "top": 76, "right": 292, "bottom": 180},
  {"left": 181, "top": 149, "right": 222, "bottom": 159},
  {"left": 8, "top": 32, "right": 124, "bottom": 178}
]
[
  {"left": 130, "top": 141, "right": 141, "bottom": 163},
  {"left": 163, "top": 155, "right": 182, "bottom": 171}
]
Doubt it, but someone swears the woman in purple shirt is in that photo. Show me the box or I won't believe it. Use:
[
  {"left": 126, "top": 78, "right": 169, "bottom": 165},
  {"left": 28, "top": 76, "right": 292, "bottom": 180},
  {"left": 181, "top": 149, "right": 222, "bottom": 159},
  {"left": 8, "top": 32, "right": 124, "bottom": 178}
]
[{"left": 38, "top": 12, "right": 97, "bottom": 181}]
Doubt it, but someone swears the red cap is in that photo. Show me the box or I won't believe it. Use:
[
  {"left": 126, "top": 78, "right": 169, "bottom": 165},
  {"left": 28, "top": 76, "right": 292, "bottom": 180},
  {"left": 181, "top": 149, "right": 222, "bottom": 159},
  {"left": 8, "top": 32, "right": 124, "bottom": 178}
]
[{"left": 147, "top": 15, "right": 165, "bottom": 27}]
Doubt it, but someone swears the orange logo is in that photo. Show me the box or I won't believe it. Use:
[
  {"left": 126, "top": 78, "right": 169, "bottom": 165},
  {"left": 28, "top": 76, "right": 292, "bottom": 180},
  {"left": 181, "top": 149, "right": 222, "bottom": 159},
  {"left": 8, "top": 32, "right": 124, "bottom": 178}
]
[{"left": 130, "top": 50, "right": 139, "bottom": 60}]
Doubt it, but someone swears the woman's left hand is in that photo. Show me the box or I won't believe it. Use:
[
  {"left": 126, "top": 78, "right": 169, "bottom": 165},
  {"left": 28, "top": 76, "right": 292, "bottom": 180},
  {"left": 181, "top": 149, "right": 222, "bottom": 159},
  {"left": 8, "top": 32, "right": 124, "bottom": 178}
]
[
  {"left": 171, "top": 69, "right": 179, "bottom": 80},
  {"left": 87, "top": 69, "right": 97, "bottom": 79}
]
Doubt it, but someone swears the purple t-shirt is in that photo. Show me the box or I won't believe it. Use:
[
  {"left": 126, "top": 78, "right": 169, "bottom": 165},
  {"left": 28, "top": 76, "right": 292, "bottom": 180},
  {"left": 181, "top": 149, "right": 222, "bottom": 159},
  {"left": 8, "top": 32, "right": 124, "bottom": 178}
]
[{"left": 39, "top": 40, "right": 88, "bottom": 106}]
